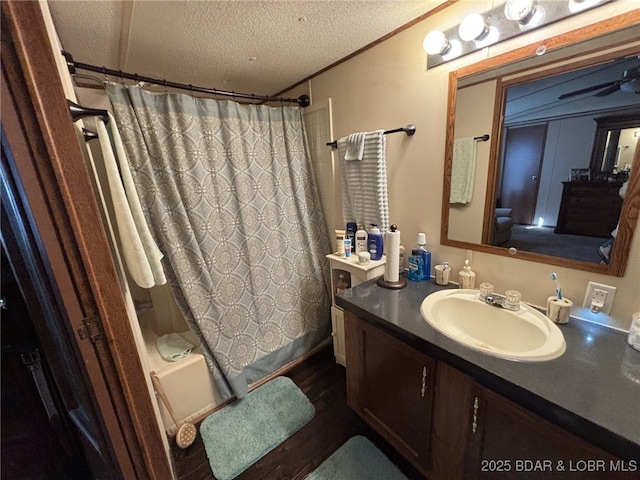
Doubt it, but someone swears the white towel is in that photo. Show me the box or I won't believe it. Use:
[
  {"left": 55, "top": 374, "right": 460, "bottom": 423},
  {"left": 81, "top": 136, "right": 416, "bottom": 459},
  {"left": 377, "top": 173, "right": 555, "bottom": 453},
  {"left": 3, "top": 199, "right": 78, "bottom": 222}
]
[
  {"left": 450, "top": 137, "right": 476, "bottom": 204},
  {"left": 107, "top": 113, "right": 166, "bottom": 286},
  {"left": 97, "top": 116, "right": 166, "bottom": 288},
  {"left": 338, "top": 130, "right": 389, "bottom": 233},
  {"left": 156, "top": 332, "right": 193, "bottom": 362},
  {"left": 344, "top": 132, "right": 366, "bottom": 161}
]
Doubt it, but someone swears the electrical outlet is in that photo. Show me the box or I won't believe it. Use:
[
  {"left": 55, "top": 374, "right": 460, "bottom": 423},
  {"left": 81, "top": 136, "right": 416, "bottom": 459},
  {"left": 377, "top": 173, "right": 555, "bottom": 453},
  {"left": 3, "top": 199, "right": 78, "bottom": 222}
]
[{"left": 583, "top": 282, "right": 616, "bottom": 314}]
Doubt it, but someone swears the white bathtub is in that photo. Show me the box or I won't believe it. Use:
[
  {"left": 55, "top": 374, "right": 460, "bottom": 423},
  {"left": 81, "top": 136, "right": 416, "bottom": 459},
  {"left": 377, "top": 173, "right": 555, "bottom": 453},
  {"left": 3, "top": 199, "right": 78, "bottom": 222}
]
[{"left": 138, "top": 304, "right": 227, "bottom": 436}]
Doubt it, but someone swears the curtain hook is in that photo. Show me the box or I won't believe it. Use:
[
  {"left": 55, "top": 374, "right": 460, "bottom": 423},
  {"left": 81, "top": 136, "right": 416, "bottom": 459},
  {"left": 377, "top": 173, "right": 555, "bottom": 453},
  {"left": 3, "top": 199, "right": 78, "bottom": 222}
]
[
  {"left": 118, "top": 70, "right": 125, "bottom": 85},
  {"left": 102, "top": 66, "right": 108, "bottom": 83},
  {"left": 189, "top": 84, "right": 193, "bottom": 94},
  {"left": 163, "top": 79, "right": 168, "bottom": 93}
]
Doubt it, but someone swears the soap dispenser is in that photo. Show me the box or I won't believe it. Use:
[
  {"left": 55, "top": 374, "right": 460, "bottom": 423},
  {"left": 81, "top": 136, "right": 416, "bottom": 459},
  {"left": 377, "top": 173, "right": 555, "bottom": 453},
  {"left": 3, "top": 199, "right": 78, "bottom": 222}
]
[{"left": 458, "top": 259, "right": 476, "bottom": 289}]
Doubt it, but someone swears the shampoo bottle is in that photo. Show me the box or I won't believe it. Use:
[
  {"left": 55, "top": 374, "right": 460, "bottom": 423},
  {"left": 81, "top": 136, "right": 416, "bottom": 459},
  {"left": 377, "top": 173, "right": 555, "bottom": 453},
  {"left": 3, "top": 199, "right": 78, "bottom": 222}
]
[
  {"left": 458, "top": 259, "right": 476, "bottom": 289},
  {"left": 416, "top": 233, "right": 431, "bottom": 281},
  {"left": 367, "top": 224, "right": 384, "bottom": 261},
  {"left": 355, "top": 224, "right": 368, "bottom": 255}
]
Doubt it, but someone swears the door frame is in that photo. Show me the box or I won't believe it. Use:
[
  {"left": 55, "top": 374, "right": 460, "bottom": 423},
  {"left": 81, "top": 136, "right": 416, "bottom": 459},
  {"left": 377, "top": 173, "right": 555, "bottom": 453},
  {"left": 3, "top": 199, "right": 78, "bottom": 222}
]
[{"left": 1, "top": 1, "right": 172, "bottom": 478}]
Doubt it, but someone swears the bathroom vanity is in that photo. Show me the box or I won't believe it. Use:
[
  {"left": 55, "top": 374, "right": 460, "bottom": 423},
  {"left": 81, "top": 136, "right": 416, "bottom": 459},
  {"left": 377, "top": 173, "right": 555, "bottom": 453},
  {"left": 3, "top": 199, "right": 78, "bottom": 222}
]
[{"left": 337, "top": 279, "right": 640, "bottom": 479}]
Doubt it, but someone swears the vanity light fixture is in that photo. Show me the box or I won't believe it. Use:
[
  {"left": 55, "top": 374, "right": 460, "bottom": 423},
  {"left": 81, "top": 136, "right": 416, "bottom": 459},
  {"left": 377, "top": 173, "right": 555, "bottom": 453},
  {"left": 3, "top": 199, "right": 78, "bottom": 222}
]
[{"left": 425, "top": 0, "right": 611, "bottom": 69}]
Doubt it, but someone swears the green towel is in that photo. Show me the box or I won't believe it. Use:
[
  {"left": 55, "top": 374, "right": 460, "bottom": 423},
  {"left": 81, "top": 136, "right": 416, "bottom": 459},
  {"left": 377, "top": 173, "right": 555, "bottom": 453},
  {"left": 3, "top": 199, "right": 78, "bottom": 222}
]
[{"left": 156, "top": 332, "right": 193, "bottom": 362}]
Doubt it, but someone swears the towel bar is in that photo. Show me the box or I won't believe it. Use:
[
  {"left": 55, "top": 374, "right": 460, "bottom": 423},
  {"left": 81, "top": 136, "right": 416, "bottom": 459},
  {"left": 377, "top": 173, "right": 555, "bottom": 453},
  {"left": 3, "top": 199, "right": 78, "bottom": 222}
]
[{"left": 326, "top": 124, "right": 416, "bottom": 148}]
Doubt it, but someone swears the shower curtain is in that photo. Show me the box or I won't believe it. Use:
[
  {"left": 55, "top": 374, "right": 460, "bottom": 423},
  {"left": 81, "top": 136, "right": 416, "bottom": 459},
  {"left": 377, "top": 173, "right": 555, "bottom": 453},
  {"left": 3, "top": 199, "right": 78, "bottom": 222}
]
[{"left": 106, "top": 83, "right": 332, "bottom": 398}]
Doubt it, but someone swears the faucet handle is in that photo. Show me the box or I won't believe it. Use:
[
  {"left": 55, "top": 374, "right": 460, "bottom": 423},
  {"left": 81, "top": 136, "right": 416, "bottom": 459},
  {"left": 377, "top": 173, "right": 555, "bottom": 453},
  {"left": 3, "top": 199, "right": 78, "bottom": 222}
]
[
  {"left": 479, "top": 283, "right": 494, "bottom": 300},
  {"left": 504, "top": 290, "right": 522, "bottom": 310}
]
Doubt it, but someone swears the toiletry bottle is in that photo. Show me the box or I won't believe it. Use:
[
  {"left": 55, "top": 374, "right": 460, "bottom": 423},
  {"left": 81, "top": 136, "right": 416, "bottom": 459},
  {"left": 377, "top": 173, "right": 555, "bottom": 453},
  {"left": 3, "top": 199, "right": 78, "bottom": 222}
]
[
  {"left": 407, "top": 249, "right": 424, "bottom": 282},
  {"left": 416, "top": 233, "right": 431, "bottom": 281},
  {"left": 355, "top": 224, "right": 368, "bottom": 255},
  {"left": 336, "top": 273, "right": 349, "bottom": 294},
  {"left": 344, "top": 239, "right": 352, "bottom": 259},
  {"left": 398, "top": 243, "right": 405, "bottom": 274},
  {"left": 458, "top": 259, "right": 476, "bottom": 289},
  {"left": 335, "top": 229, "right": 345, "bottom": 257},
  {"left": 367, "top": 224, "right": 384, "bottom": 261},
  {"left": 346, "top": 222, "right": 357, "bottom": 253}
]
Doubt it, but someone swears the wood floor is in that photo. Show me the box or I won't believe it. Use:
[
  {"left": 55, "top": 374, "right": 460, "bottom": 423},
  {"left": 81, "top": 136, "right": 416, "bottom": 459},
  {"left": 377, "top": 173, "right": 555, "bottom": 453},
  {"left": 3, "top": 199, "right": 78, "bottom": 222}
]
[{"left": 171, "top": 345, "right": 427, "bottom": 480}]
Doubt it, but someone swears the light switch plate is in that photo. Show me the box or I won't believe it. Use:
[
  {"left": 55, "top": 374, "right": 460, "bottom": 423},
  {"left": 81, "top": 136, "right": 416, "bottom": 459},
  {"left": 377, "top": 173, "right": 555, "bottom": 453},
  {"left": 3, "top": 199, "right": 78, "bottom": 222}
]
[{"left": 583, "top": 282, "right": 616, "bottom": 314}]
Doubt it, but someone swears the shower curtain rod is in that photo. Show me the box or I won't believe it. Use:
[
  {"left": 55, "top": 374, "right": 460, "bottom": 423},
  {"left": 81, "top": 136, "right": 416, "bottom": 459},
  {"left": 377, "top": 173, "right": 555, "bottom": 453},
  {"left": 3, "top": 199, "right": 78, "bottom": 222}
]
[
  {"left": 63, "top": 51, "right": 311, "bottom": 107},
  {"left": 326, "top": 124, "right": 416, "bottom": 148}
]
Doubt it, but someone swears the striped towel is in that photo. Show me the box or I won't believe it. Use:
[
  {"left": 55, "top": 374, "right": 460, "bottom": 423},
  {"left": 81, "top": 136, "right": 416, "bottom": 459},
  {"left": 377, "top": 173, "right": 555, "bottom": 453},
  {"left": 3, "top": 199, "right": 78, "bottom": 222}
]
[{"left": 338, "top": 130, "right": 389, "bottom": 233}]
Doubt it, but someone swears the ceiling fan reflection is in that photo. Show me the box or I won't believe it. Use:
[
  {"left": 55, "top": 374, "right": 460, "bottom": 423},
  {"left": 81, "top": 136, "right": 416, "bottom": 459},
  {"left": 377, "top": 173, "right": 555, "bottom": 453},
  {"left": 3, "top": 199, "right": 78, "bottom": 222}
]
[{"left": 558, "top": 65, "right": 640, "bottom": 100}]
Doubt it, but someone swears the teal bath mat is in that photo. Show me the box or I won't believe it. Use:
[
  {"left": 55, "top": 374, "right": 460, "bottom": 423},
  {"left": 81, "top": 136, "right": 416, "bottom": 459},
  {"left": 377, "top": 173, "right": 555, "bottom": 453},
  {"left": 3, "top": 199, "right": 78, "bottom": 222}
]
[
  {"left": 200, "top": 376, "right": 314, "bottom": 480},
  {"left": 307, "top": 436, "right": 409, "bottom": 480}
]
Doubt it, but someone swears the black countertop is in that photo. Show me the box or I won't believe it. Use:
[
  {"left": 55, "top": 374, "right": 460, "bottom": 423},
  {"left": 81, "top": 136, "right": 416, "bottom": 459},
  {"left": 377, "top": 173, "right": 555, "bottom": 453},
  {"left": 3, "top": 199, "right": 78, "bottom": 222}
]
[{"left": 335, "top": 276, "right": 640, "bottom": 460}]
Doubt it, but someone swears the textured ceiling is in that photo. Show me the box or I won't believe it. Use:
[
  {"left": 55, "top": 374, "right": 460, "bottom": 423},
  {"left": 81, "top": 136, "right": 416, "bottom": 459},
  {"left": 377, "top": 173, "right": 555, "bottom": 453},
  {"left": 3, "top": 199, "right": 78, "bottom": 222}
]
[{"left": 48, "top": 0, "right": 444, "bottom": 96}]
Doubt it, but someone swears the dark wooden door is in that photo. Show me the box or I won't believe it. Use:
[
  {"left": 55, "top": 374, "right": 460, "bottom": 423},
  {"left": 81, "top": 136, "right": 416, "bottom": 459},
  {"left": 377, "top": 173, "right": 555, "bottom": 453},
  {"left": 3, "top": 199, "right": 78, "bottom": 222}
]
[
  {"left": 1, "top": 249, "right": 92, "bottom": 479},
  {"left": 500, "top": 124, "right": 547, "bottom": 225},
  {"left": 1, "top": 2, "right": 173, "bottom": 477},
  {"left": 346, "top": 313, "right": 435, "bottom": 476},
  {"left": 465, "top": 384, "right": 629, "bottom": 479},
  {"left": 1, "top": 125, "right": 128, "bottom": 478}
]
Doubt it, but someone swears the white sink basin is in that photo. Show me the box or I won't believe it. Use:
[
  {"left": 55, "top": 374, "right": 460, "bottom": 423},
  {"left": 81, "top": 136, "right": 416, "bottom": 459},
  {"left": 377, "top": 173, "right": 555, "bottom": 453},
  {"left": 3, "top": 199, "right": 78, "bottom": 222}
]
[{"left": 420, "top": 289, "right": 565, "bottom": 362}]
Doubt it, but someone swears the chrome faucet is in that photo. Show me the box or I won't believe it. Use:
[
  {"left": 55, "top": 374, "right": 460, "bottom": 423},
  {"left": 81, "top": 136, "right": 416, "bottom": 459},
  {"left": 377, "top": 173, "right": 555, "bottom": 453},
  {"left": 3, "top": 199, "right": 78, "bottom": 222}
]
[{"left": 478, "top": 283, "right": 521, "bottom": 311}]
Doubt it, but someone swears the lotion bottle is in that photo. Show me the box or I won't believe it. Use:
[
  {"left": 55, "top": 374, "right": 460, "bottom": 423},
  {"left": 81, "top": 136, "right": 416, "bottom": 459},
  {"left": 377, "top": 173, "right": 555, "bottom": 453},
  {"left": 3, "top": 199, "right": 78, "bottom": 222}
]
[
  {"left": 355, "top": 224, "right": 368, "bottom": 255},
  {"left": 458, "top": 259, "right": 476, "bottom": 289},
  {"left": 335, "top": 229, "right": 345, "bottom": 257},
  {"left": 367, "top": 224, "right": 384, "bottom": 261}
]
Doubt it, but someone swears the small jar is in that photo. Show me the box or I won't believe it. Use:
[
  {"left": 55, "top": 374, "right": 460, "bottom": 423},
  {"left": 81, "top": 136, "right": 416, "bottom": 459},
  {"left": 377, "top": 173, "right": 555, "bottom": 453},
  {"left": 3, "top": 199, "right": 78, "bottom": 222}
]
[
  {"left": 628, "top": 311, "right": 640, "bottom": 352},
  {"left": 358, "top": 251, "right": 371, "bottom": 265}
]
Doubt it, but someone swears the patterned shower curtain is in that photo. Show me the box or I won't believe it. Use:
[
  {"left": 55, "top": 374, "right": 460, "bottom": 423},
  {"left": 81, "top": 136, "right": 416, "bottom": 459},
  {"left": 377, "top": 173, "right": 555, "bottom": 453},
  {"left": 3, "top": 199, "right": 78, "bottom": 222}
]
[{"left": 106, "top": 83, "right": 332, "bottom": 398}]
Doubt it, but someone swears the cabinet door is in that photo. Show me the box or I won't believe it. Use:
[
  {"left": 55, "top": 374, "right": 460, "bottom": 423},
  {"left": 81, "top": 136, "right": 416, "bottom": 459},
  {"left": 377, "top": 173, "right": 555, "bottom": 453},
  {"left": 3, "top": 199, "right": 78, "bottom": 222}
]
[
  {"left": 330, "top": 306, "right": 346, "bottom": 366},
  {"left": 465, "top": 384, "right": 630, "bottom": 479},
  {"left": 346, "top": 313, "right": 435, "bottom": 475}
]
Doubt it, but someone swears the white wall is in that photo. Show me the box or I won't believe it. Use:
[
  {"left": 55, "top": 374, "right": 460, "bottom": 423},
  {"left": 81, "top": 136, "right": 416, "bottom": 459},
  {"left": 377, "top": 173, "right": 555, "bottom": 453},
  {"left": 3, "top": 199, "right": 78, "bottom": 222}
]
[
  {"left": 295, "top": 1, "right": 640, "bottom": 330},
  {"left": 449, "top": 81, "right": 496, "bottom": 244},
  {"left": 535, "top": 115, "right": 597, "bottom": 226}
]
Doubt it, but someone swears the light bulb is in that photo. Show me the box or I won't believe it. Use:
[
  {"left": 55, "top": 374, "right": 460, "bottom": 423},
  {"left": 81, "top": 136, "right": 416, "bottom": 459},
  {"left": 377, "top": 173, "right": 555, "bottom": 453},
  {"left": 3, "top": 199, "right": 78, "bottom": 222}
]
[
  {"left": 423, "top": 30, "right": 451, "bottom": 55},
  {"left": 458, "top": 13, "right": 489, "bottom": 42},
  {"left": 569, "top": 0, "right": 602, "bottom": 14},
  {"left": 504, "top": 0, "right": 537, "bottom": 25}
]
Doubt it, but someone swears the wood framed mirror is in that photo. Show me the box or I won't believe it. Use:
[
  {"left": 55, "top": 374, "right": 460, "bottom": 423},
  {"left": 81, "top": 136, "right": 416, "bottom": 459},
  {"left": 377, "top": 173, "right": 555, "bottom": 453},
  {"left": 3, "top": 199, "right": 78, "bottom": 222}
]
[{"left": 441, "top": 13, "right": 640, "bottom": 277}]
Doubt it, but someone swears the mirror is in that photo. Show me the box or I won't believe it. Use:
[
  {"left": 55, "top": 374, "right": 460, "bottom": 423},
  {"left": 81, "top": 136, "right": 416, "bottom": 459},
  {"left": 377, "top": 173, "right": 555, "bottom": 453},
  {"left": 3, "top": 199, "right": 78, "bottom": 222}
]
[{"left": 442, "top": 16, "right": 640, "bottom": 276}]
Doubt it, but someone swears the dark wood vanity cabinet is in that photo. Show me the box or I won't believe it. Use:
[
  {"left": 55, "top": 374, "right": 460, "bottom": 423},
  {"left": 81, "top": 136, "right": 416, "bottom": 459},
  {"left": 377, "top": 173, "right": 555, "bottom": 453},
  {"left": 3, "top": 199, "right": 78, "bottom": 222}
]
[
  {"left": 555, "top": 181, "right": 623, "bottom": 237},
  {"left": 345, "top": 312, "right": 437, "bottom": 476},
  {"left": 345, "top": 312, "right": 631, "bottom": 480},
  {"left": 465, "top": 385, "right": 629, "bottom": 480}
]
